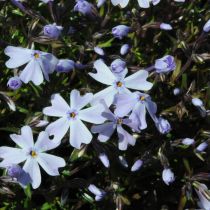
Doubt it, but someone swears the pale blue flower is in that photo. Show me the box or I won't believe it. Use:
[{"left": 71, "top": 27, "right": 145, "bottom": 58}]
[
  {"left": 0, "top": 126, "right": 65, "bottom": 189},
  {"left": 43, "top": 90, "right": 107, "bottom": 149},
  {"left": 162, "top": 168, "right": 175, "bottom": 185},
  {"left": 40, "top": 0, "right": 54, "bottom": 3},
  {"left": 4, "top": 46, "right": 58, "bottom": 85},
  {"left": 196, "top": 142, "right": 208, "bottom": 153},
  {"left": 111, "top": 0, "right": 160, "bottom": 8},
  {"left": 203, "top": 19, "right": 210, "bottom": 32},
  {"left": 111, "top": 59, "right": 126, "bottom": 74},
  {"left": 131, "top": 159, "right": 143, "bottom": 172},
  {"left": 115, "top": 92, "right": 157, "bottom": 130},
  {"left": 160, "top": 23, "right": 173, "bottom": 30},
  {"left": 89, "top": 59, "right": 153, "bottom": 106},
  {"left": 120, "top": 44, "right": 130, "bottom": 55},
  {"left": 94, "top": 46, "right": 105, "bottom": 56},
  {"left": 155, "top": 117, "right": 171, "bottom": 134},
  {"left": 74, "top": 0, "right": 95, "bottom": 17},
  {"left": 91, "top": 102, "right": 139, "bottom": 150},
  {"left": 88, "top": 184, "right": 106, "bottom": 201},
  {"left": 111, "top": 0, "right": 129, "bottom": 8},
  {"left": 182, "top": 138, "right": 195, "bottom": 146},
  {"left": 99, "top": 153, "right": 110, "bottom": 168}
]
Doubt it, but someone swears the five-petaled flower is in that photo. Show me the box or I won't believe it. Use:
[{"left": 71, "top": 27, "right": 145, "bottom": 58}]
[
  {"left": 43, "top": 89, "right": 107, "bottom": 149},
  {"left": 0, "top": 126, "right": 66, "bottom": 189}
]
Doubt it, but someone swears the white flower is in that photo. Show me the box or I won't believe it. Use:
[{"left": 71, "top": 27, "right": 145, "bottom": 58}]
[
  {"left": 111, "top": 0, "right": 160, "bottom": 8},
  {"left": 4, "top": 46, "right": 58, "bottom": 85},
  {"left": 43, "top": 89, "right": 106, "bottom": 149},
  {"left": 89, "top": 59, "right": 153, "bottom": 106},
  {"left": 0, "top": 126, "right": 65, "bottom": 189},
  {"left": 182, "top": 138, "right": 195, "bottom": 146},
  {"left": 162, "top": 168, "right": 175, "bottom": 185}
]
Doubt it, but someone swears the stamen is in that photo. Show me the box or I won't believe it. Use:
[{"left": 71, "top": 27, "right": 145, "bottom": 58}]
[
  {"left": 70, "top": 112, "right": 76, "bottom": 118},
  {"left": 139, "top": 96, "right": 145, "bottom": 101},
  {"left": 30, "top": 150, "right": 37, "bottom": 158},
  {"left": 34, "top": 53, "right": 40, "bottom": 59},
  {"left": 116, "top": 81, "right": 123, "bottom": 87},
  {"left": 117, "top": 118, "right": 123, "bottom": 124}
]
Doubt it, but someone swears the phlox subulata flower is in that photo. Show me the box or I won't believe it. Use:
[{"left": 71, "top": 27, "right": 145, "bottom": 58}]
[
  {"left": 88, "top": 184, "right": 106, "bottom": 201},
  {"left": 111, "top": 0, "right": 160, "bottom": 8},
  {"left": 91, "top": 102, "right": 139, "bottom": 150},
  {"left": 43, "top": 90, "right": 107, "bottom": 149},
  {"left": 89, "top": 59, "right": 153, "bottom": 106},
  {"left": 0, "top": 126, "right": 65, "bottom": 189},
  {"left": 112, "top": 25, "right": 131, "bottom": 39},
  {"left": 162, "top": 168, "right": 175, "bottom": 185},
  {"left": 55, "top": 59, "right": 75, "bottom": 73},
  {"left": 4, "top": 46, "right": 58, "bottom": 85},
  {"left": 115, "top": 92, "right": 157, "bottom": 130},
  {"left": 131, "top": 159, "right": 143, "bottom": 172},
  {"left": 7, "top": 76, "right": 22, "bottom": 90},
  {"left": 43, "top": 23, "right": 63, "bottom": 39},
  {"left": 154, "top": 55, "right": 176, "bottom": 73}
]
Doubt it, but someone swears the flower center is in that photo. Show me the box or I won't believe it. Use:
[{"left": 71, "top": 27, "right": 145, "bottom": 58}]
[
  {"left": 116, "top": 81, "right": 123, "bottom": 87},
  {"left": 30, "top": 150, "right": 37, "bottom": 158},
  {"left": 117, "top": 118, "right": 123, "bottom": 124},
  {"left": 34, "top": 53, "right": 40, "bottom": 59},
  {"left": 70, "top": 112, "right": 76, "bottom": 118},
  {"left": 139, "top": 96, "right": 145, "bottom": 101}
]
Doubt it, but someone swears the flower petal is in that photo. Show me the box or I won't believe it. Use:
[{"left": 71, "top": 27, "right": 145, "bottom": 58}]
[
  {"left": 89, "top": 59, "right": 116, "bottom": 86},
  {"left": 43, "top": 94, "right": 70, "bottom": 117},
  {"left": 145, "top": 99, "right": 157, "bottom": 122},
  {"left": 137, "top": 0, "right": 150, "bottom": 8},
  {"left": 70, "top": 89, "right": 93, "bottom": 110},
  {"left": 79, "top": 103, "right": 107, "bottom": 124},
  {"left": 23, "top": 158, "right": 41, "bottom": 189},
  {"left": 45, "top": 117, "right": 70, "bottom": 142},
  {"left": 37, "top": 153, "right": 65, "bottom": 176},
  {"left": 91, "top": 122, "right": 116, "bottom": 142},
  {"left": 4, "top": 46, "right": 32, "bottom": 68},
  {"left": 70, "top": 119, "right": 92, "bottom": 149},
  {"left": 91, "top": 86, "right": 118, "bottom": 107},
  {"left": 124, "top": 70, "right": 153, "bottom": 91},
  {"left": 0, "top": 147, "right": 27, "bottom": 167},
  {"left": 20, "top": 59, "right": 44, "bottom": 85},
  {"left": 10, "top": 125, "right": 34, "bottom": 149},
  {"left": 35, "top": 131, "right": 61, "bottom": 152},
  {"left": 117, "top": 125, "right": 136, "bottom": 151}
]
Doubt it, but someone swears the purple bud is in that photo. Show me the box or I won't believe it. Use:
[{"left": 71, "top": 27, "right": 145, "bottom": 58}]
[
  {"left": 196, "top": 142, "right": 208, "bottom": 152},
  {"left": 203, "top": 19, "right": 210, "bottom": 33},
  {"left": 155, "top": 117, "right": 171, "bottom": 134},
  {"left": 131, "top": 159, "right": 143, "bottom": 172},
  {"left": 94, "top": 46, "right": 105, "bottom": 56},
  {"left": 55, "top": 59, "right": 75, "bottom": 73},
  {"left": 99, "top": 153, "right": 110, "bottom": 168},
  {"left": 162, "top": 168, "right": 175, "bottom": 185},
  {"left": 111, "top": 59, "right": 126, "bottom": 74},
  {"left": 97, "top": 0, "right": 106, "bottom": 7},
  {"left": 155, "top": 55, "right": 176, "bottom": 73},
  {"left": 182, "top": 138, "right": 195, "bottom": 146},
  {"left": 43, "top": 23, "right": 63, "bottom": 39},
  {"left": 192, "top": 98, "right": 203, "bottom": 107},
  {"left": 7, "top": 76, "right": 22, "bottom": 90},
  {"left": 74, "top": 0, "right": 95, "bottom": 16},
  {"left": 173, "top": 88, "right": 181, "bottom": 96},
  {"left": 160, "top": 23, "right": 173, "bottom": 30},
  {"left": 88, "top": 184, "right": 106, "bottom": 201},
  {"left": 112, "top": 25, "right": 130, "bottom": 39},
  {"left": 120, "top": 44, "right": 130, "bottom": 55}
]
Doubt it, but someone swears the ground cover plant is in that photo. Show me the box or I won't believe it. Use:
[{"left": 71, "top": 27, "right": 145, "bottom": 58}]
[{"left": 1, "top": 0, "right": 210, "bottom": 209}]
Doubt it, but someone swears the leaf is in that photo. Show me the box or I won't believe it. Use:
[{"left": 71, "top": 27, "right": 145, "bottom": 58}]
[{"left": 170, "top": 58, "right": 182, "bottom": 83}]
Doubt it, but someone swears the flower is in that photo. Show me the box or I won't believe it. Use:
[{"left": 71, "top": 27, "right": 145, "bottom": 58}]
[
  {"left": 192, "top": 98, "right": 203, "bottom": 107},
  {"left": 7, "top": 76, "right": 22, "bottom": 90},
  {"left": 120, "top": 44, "right": 130, "bottom": 55},
  {"left": 112, "top": 25, "right": 131, "bottom": 39},
  {"left": 160, "top": 23, "right": 173, "bottom": 30},
  {"left": 7, "top": 164, "right": 32, "bottom": 188},
  {"left": 111, "top": 59, "right": 126, "bottom": 74},
  {"left": 74, "top": 0, "right": 96, "bottom": 17},
  {"left": 40, "top": 0, "right": 54, "bottom": 3},
  {"left": 182, "top": 138, "right": 195, "bottom": 146},
  {"left": 155, "top": 55, "right": 176, "bottom": 73},
  {"left": 4, "top": 46, "right": 58, "bottom": 85},
  {"left": 55, "top": 59, "right": 75, "bottom": 73},
  {"left": 137, "top": 0, "right": 160, "bottom": 8},
  {"left": 162, "top": 168, "right": 175, "bottom": 185},
  {"left": 131, "top": 159, "right": 143, "bottom": 172},
  {"left": 203, "top": 19, "right": 210, "bottom": 33},
  {"left": 91, "top": 102, "right": 139, "bottom": 150},
  {"left": 43, "top": 90, "right": 106, "bottom": 149},
  {"left": 94, "top": 46, "right": 105, "bottom": 56},
  {"left": 89, "top": 59, "right": 153, "bottom": 106},
  {"left": 155, "top": 117, "right": 171, "bottom": 134},
  {"left": 115, "top": 92, "right": 157, "bottom": 130},
  {"left": 43, "top": 23, "right": 63, "bottom": 39},
  {"left": 99, "top": 153, "right": 110, "bottom": 168},
  {"left": 173, "top": 88, "right": 181, "bottom": 95},
  {"left": 111, "top": 0, "right": 129, "bottom": 8},
  {"left": 0, "top": 126, "right": 66, "bottom": 189},
  {"left": 194, "top": 182, "right": 210, "bottom": 210},
  {"left": 88, "top": 184, "right": 106, "bottom": 201}
]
